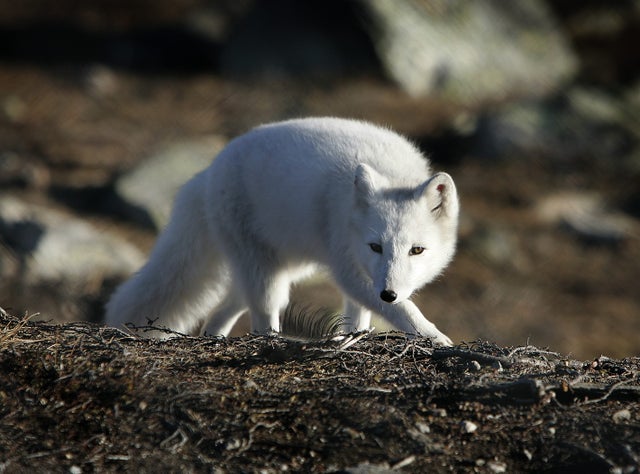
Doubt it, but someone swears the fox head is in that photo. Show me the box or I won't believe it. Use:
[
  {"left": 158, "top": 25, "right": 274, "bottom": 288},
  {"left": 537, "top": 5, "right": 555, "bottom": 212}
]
[{"left": 352, "top": 163, "right": 459, "bottom": 304}]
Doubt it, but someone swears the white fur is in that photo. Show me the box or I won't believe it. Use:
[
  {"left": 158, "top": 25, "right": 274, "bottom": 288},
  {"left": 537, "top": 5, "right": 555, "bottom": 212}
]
[{"left": 105, "top": 117, "right": 459, "bottom": 345}]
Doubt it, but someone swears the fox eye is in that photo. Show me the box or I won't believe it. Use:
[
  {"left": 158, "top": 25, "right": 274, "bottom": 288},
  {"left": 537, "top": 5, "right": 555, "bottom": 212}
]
[
  {"left": 369, "top": 243, "right": 383, "bottom": 254},
  {"left": 409, "top": 246, "right": 425, "bottom": 256}
]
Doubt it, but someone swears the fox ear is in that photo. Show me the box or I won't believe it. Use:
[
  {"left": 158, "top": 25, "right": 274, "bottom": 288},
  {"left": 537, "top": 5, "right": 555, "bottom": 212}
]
[
  {"left": 354, "top": 163, "right": 379, "bottom": 207},
  {"left": 419, "top": 172, "right": 459, "bottom": 219}
]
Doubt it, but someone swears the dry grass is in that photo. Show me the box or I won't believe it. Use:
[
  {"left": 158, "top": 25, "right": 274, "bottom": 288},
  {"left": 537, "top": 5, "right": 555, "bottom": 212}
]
[{"left": 0, "top": 307, "right": 38, "bottom": 345}]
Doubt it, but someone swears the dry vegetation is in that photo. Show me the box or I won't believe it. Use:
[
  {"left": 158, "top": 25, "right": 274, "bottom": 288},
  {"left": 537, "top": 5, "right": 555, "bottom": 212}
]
[{"left": 1, "top": 308, "right": 639, "bottom": 473}]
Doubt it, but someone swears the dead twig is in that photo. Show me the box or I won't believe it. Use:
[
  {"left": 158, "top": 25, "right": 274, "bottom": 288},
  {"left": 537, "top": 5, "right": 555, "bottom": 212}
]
[
  {"left": 159, "top": 428, "right": 189, "bottom": 453},
  {"left": 431, "top": 347, "right": 513, "bottom": 368},
  {"left": 507, "top": 345, "right": 561, "bottom": 359},
  {"left": 0, "top": 309, "right": 42, "bottom": 345},
  {"left": 554, "top": 380, "right": 640, "bottom": 405}
]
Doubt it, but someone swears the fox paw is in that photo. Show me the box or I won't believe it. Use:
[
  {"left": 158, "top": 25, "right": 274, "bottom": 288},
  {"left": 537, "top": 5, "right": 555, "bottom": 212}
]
[{"left": 431, "top": 333, "right": 453, "bottom": 347}]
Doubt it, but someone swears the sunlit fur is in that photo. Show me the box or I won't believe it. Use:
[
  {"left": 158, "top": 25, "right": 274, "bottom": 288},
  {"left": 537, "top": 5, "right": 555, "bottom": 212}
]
[{"left": 105, "top": 117, "right": 459, "bottom": 345}]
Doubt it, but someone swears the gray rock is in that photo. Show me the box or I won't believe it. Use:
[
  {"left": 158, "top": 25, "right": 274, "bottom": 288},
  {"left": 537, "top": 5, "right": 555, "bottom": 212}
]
[
  {"left": 612, "top": 408, "right": 631, "bottom": 423},
  {"left": 115, "top": 135, "right": 226, "bottom": 230},
  {"left": 0, "top": 196, "right": 144, "bottom": 287},
  {"left": 477, "top": 86, "right": 639, "bottom": 167},
  {"left": 361, "top": 0, "right": 577, "bottom": 103},
  {"left": 536, "top": 192, "right": 638, "bottom": 244}
]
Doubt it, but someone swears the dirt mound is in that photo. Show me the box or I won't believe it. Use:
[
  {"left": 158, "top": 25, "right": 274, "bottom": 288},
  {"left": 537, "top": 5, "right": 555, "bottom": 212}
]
[{"left": 1, "top": 309, "right": 638, "bottom": 473}]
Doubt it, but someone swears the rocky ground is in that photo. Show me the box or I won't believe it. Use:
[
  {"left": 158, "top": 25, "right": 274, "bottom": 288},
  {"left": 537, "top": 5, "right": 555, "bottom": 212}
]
[{"left": 1, "top": 308, "right": 639, "bottom": 473}]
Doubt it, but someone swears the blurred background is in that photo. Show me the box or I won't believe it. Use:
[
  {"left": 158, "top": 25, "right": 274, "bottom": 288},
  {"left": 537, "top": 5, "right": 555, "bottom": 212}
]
[{"left": 0, "top": 0, "right": 638, "bottom": 359}]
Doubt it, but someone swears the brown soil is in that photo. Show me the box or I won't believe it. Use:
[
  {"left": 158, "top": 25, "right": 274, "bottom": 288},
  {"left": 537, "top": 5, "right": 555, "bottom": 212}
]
[{"left": 1, "top": 309, "right": 639, "bottom": 473}]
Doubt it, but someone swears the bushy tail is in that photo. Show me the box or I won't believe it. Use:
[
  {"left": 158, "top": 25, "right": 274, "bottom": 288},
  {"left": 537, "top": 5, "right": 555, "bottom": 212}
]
[
  {"left": 105, "top": 170, "right": 228, "bottom": 336},
  {"left": 280, "top": 304, "right": 344, "bottom": 341}
]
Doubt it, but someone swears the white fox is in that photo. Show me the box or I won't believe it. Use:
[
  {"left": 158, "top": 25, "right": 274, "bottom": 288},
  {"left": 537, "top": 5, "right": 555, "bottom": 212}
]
[{"left": 105, "top": 117, "right": 459, "bottom": 345}]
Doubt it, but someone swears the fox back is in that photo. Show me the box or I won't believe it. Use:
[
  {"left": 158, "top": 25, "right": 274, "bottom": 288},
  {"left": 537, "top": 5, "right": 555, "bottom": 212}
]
[
  {"left": 106, "top": 117, "right": 459, "bottom": 343},
  {"left": 207, "top": 117, "right": 458, "bottom": 297}
]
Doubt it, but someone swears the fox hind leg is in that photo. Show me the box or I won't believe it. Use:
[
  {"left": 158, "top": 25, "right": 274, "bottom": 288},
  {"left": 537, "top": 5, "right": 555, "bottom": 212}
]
[
  {"left": 222, "top": 248, "right": 290, "bottom": 334},
  {"left": 245, "top": 271, "right": 291, "bottom": 334},
  {"left": 201, "top": 286, "right": 247, "bottom": 336}
]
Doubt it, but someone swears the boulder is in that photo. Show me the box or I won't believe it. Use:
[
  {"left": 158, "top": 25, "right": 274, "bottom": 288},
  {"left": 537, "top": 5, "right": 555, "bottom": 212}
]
[
  {"left": 0, "top": 195, "right": 144, "bottom": 286},
  {"left": 361, "top": 0, "right": 577, "bottom": 103},
  {"left": 476, "top": 86, "right": 639, "bottom": 168},
  {"left": 114, "top": 135, "right": 226, "bottom": 230},
  {"left": 536, "top": 192, "right": 637, "bottom": 244}
]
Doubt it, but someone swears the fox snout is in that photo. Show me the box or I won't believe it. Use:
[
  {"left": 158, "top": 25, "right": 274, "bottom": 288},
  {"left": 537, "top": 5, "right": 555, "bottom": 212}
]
[{"left": 380, "top": 289, "right": 397, "bottom": 303}]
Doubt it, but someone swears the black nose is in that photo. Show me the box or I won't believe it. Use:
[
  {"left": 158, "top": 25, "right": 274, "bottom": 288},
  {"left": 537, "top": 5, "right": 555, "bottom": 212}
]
[{"left": 380, "top": 289, "right": 397, "bottom": 303}]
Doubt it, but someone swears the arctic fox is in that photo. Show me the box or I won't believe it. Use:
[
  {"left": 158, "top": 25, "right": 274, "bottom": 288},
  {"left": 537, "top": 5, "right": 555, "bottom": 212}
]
[{"left": 105, "top": 117, "right": 459, "bottom": 345}]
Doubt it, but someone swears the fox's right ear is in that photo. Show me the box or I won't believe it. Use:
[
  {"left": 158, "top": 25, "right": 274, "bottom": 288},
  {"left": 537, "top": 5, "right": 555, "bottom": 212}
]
[{"left": 354, "top": 163, "right": 378, "bottom": 207}]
